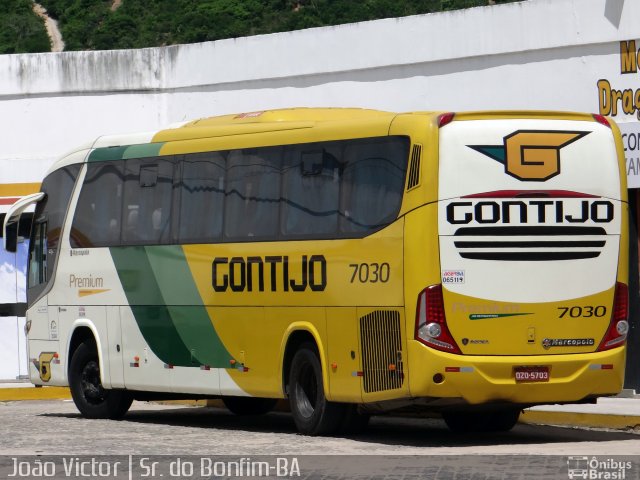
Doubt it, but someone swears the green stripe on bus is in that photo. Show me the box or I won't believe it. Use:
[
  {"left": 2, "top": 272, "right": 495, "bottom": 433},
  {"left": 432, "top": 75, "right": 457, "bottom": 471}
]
[
  {"left": 110, "top": 246, "right": 194, "bottom": 367},
  {"left": 145, "top": 245, "right": 234, "bottom": 367},
  {"left": 88, "top": 146, "right": 129, "bottom": 162},
  {"left": 88, "top": 143, "right": 165, "bottom": 162},
  {"left": 122, "top": 143, "right": 165, "bottom": 159},
  {"left": 130, "top": 305, "right": 193, "bottom": 366}
]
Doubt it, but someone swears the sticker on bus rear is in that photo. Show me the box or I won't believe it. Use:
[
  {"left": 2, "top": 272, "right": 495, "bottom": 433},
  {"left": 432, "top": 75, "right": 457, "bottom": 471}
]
[{"left": 442, "top": 270, "right": 465, "bottom": 284}]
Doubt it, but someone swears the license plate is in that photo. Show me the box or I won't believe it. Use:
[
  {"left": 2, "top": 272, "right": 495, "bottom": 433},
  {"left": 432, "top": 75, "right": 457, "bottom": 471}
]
[{"left": 514, "top": 366, "right": 550, "bottom": 383}]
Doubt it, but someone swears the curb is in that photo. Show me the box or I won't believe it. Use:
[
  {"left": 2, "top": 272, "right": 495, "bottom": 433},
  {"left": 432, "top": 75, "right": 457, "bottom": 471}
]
[
  {"left": 0, "top": 387, "right": 71, "bottom": 402},
  {"left": 520, "top": 410, "right": 640, "bottom": 431}
]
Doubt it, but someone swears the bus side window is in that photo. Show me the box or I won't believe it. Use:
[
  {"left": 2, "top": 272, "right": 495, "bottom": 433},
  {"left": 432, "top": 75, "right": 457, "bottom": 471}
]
[
  {"left": 224, "top": 148, "right": 281, "bottom": 240},
  {"left": 178, "top": 152, "right": 226, "bottom": 244},
  {"left": 281, "top": 147, "right": 341, "bottom": 237},
  {"left": 121, "top": 158, "right": 174, "bottom": 245},
  {"left": 71, "top": 162, "right": 124, "bottom": 248},
  {"left": 340, "top": 137, "right": 408, "bottom": 234}
]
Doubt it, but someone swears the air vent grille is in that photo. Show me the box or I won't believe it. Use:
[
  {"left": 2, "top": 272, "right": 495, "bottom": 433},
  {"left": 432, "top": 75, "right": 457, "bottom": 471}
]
[
  {"left": 406, "top": 144, "right": 422, "bottom": 190},
  {"left": 359, "top": 310, "right": 404, "bottom": 393}
]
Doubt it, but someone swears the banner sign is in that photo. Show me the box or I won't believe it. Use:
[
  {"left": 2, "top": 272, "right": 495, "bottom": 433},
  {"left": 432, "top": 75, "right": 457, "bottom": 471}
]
[{"left": 620, "top": 121, "right": 640, "bottom": 189}]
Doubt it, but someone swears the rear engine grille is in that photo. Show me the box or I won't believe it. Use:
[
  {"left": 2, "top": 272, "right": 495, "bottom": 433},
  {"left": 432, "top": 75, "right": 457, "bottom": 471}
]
[
  {"left": 453, "top": 226, "right": 607, "bottom": 261},
  {"left": 359, "top": 310, "right": 404, "bottom": 393}
]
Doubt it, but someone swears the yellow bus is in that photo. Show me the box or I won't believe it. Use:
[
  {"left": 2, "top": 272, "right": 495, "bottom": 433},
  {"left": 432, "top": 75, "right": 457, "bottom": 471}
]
[{"left": 4, "top": 108, "right": 629, "bottom": 434}]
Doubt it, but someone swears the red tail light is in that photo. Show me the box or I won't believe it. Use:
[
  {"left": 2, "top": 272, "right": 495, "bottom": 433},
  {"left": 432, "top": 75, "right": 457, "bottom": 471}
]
[
  {"left": 415, "top": 285, "right": 461, "bottom": 354},
  {"left": 593, "top": 114, "right": 611, "bottom": 128},
  {"left": 438, "top": 112, "right": 455, "bottom": 128},
  {"left": 597, "top": 282, "right": 629, "bottom": 351}
]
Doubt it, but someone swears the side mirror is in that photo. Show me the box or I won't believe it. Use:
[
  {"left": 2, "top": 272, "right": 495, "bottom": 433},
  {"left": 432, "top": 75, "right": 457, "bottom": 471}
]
[{"left": 3, "top": 192, "right": 45, "bottom": 253}]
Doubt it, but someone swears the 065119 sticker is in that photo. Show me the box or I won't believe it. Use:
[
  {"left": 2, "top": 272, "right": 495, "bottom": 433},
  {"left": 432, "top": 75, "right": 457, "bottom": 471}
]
[{"left": 442, "top": 270, "right": 465, "bottom": 284}]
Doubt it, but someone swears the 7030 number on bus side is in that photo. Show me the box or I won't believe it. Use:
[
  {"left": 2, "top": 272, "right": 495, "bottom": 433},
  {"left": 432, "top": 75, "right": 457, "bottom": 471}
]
[{"left": 349, "top": 263, "right": 390, "bottom": 283}]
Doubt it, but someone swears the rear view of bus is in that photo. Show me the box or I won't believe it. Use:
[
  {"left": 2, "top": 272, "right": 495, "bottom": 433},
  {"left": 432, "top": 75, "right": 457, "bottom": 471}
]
[{"left": 417, "top": 112, "right": 628, "bottom": 431}]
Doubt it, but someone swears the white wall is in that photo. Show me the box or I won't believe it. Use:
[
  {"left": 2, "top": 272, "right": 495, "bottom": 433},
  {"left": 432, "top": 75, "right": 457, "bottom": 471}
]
[
  {"left": 1, "top": 0, "right": 639, "bottom": 379},
  {"left": 2, "top": 0, "right": 640, "bottom": 182}
]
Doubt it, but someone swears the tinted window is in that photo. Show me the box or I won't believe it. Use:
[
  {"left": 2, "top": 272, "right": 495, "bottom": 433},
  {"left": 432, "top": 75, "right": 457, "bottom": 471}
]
[
  {"left": 28, "top": 220, "right": 46, "bottom": 289},
  {"left": 178, "top": 152, "right": 225, "bottom": 243},
  {"left": 121, "top": 158, "right": 175, "bottom": 245},
  {"left": 28, "top": 164, "right": 81, "bottom": 295},
  {"left": 224, "top": 147, "right": 282, "bottom": 240},
  {"left": 71, "top": 162, "right": 124, "bottom": 248},
  {"left": 40, "top": 165, "right": 82, "bottom": 254},
  {"left": 340, "top": 137, "right": 408, "bottom": 233},
  {"left": 281, "top": 145, "right": 341, "bottom": 238},
  {"left": 70, "top": 136, "right": 408, "bottom": 247}
]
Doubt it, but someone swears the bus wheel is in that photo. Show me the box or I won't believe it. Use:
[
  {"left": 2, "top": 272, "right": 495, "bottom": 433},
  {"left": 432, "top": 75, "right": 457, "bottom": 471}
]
[
  {"left": 222, "top": 396, "right": 278, "bottom": 415},
  {"left": 69, "top": 340, "right": 133, "bottom": 420},
  {"left": 442, "top": 409, "right": 520, "bottom": 433},
  {"left": 289, "top": 343, "right": 344, "bottom": 435}
]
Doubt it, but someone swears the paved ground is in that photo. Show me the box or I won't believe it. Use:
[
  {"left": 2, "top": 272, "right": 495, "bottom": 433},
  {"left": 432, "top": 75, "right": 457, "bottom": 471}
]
[
  {"left": 1, "top": 395, "right": 640, "bottom": 479},
  {"left": 2, "top": 384, "right": 640, "bottom": 432},
  {"left": 0, "top": 398, "right": 639, "bottom": 456}
]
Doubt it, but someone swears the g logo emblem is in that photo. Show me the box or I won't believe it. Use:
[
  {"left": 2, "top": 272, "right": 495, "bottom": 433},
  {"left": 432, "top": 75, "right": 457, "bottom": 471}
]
[{"left": 470, "top": 130, "right": 589, "bottom": 182}]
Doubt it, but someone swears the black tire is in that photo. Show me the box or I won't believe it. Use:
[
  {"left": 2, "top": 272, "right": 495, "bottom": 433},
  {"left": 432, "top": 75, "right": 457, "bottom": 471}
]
[
  {"left": 289, "top": 343, "right": 345, "bottom": 435},
  {"left": 222, "top": 396, "right": 278, "bottom": 415},
  {"left": 69, "top": 340, "right": 132, "bottom": 420},
  {"left": 443, "top": 409, "right": 520, "bottom": 433}
]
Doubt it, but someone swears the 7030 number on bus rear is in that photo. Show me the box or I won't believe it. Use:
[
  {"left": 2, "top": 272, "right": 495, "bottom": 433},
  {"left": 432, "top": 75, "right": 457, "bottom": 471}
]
[{"left": 557, "top": 306, "right": 607, "bottom": 318}]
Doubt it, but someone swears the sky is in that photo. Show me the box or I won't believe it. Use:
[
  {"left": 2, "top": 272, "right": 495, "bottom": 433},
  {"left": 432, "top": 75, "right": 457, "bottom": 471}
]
[{"left": 0, "top": 241, "right": 27, "bottom": 303}]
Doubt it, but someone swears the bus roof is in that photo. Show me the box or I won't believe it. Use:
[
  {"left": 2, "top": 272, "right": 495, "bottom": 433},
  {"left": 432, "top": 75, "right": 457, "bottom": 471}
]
[
  {"left": 44, "top": 108, "right": 605, "bottom": 176},
  {"left": 45, "top": 107, "right": 404, "bottom": 175},
  {"left": 184, "top": 107, "right": 397, "bottom": 126}
]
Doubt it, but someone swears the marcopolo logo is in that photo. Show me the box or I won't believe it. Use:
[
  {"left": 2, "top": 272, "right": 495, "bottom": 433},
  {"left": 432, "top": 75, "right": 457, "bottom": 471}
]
[
  {"left": 543, "top": 338, "right": 595, "bottom": 349},
  {"left": 469, "top": 130, "right": 590, "bottom": 181}
]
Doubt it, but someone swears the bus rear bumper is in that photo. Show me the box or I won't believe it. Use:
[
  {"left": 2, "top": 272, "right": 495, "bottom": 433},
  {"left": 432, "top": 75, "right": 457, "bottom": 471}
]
[{"left": 408, "top": 346, "right": 626, "bottom": 406}]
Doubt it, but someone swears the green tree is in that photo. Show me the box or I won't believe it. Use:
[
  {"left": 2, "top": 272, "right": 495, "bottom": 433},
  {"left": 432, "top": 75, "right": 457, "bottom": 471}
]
[
  {"left": 38, "top": 0, "right": 111, "bottom": 50},
  {"left": 94, "top": 14, "right": 138, "bottom": 49},
  {"left": 25, "top": 0, "right": 524, "bottom": 52},
  {"left": 0, "top": 0, "right": 50, "bottom": 53}
]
